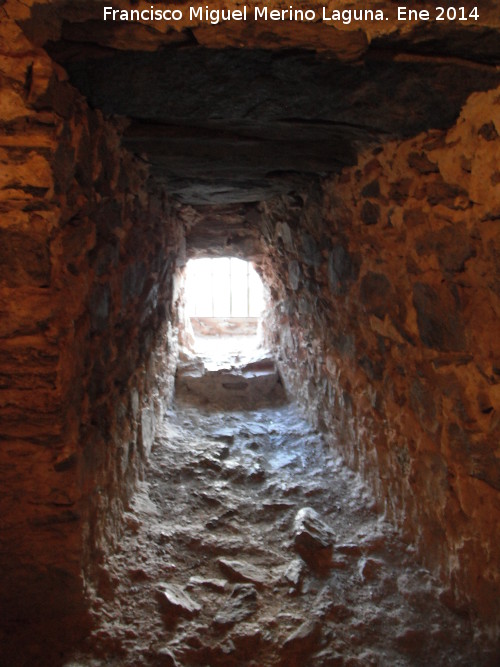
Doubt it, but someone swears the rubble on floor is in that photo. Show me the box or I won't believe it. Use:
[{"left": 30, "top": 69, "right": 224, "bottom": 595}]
[{"left": 65, "top": 401, "right": 494, "bottom": 666}]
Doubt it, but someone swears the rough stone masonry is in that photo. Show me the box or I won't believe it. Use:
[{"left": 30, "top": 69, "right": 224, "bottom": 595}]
[{"left": 0, "top": 0, "right": 499, "bottom": 663}]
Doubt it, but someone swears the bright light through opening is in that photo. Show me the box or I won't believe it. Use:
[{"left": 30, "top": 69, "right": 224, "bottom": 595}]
[{"left": 185, "top": 257, "right": 265, "bottom": 318}]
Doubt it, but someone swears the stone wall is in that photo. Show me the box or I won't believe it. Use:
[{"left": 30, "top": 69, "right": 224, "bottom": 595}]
[
  {"left": 260, "top": 86, "right": 500, "bottom": 634},
  {"left": 2, "top": 0, "right": 499, "bottom": 654},
  {"left": 0, "top": 13, "right": 183, "bottom": 657}
]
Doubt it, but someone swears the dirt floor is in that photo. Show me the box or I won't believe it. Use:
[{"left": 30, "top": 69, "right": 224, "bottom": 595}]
[{"left": 65, "top": 382, "right": 495, "bottom": 666}]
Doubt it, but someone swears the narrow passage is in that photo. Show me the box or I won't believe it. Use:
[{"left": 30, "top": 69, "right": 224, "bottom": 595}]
[{"left": 69, "top": 398, "right": 481, "bottom": 666}]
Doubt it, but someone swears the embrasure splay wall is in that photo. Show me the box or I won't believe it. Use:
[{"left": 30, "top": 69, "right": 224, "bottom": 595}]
[
  {"left": 0, "top": 11, "right": 183, "bottom": 656},
  {"left": 260, "top": 86, "right": 500, "bottom": 631}
]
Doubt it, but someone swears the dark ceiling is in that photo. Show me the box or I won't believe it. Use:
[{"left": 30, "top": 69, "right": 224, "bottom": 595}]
[{"left": 42, "top": 16, "right": 500, "bottom": 205}]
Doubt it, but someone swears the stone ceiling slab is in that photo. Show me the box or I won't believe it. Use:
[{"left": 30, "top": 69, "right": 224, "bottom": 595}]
[{"left": 19, "top": 0, "right": 500, "bottom": 204}]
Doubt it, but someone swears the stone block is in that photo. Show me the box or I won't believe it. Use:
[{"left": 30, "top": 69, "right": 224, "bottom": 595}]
[
  {"left": 293, "top": 507, "right": 334, "bottom": 570},
  {"left": 0, "top": 150, "right": 53, "bottom": 192},
  {"left": 0, "top": 226, "right": 50, "bottom": 286},
  {"left": 360, "top": 200, "right": 380, "bottom": 225},
  {"left": 389, "top": 178, "right": 412, "bottom": 204},
  {"left": 359, "top": 271, "right": 392, "bottom": 320},
  {"left": 214, "top": 584, "right": 257, "bottom": 627},
  {"left": 282, "top": 620, "right": 321, "bottom": 659},
  {"left": 415, "top": 223, "right": 475, "bottom": 274},
  {"left": 89, "top": 283, "right": 110, "bottom": 333},
  {"left": 156, "top": 583, "right": 201, "bottom": 620},
  {"left": 301, "top": 233, "right": 321, "bottom": 267},
  {"left": 412, "top": 282, "right": 466, "bottom": 352},
  {"left": 217, "top": 558, "right": 269, "bottom": 588},
  {"left": 478, "top": 122, "right": 498, "bottom": 141},
  {"left": 327, "top": 244, "right": 357, "bottom": 296},
  {"left": 52, "top": 126, "right": 75, "bottom": 194},
  {"left": 122, "top": 260, "right": 147, "bottom": 305},
  {"left": 140, "top": 404, "right": 155, "bottom": 457},
  {"left": 426, "top": 178, "right": 468, "bottom": 208},
  {"left": 288, "top": 260, "right": 301, "bottom": 291},
  {"left": 94, "top": 198, "right": 123, "bottom": 242},
  {"left": 408, "top": 152, "right": 439, "bottom": 174},
  {"left": 447, "top": 423, "right": 500, "bottom": 490},
  {"left": 361, "top": 179, "right": 380, "bottom": 198},
  {"left": 409, "top": 378, "right": 440, "bottom": 434}
]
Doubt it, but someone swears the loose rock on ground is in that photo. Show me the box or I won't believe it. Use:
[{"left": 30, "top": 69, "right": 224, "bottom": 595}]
[{"left": 66, "top": 400, "right": 489, "bottom": 666}]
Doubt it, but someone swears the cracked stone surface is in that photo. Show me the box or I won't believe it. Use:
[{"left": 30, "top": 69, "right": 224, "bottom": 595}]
[{"left": 65, "top": 400, "right": 493, "bottom": 666}]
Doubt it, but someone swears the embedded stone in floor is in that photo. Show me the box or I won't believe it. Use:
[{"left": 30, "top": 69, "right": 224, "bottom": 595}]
[
  {"left": 293, "top": 507, "right": 335, "bottom": 571},
  {"left": 214, "top": 584, "right": 258, "bottom": 627},
  {"left": 217, "top": 557, "right": 270, "bottom": 588},
  {"left": 283, "top": 558, "right": 304, "bottom": 588},
  {"left": 281, "top": 620, "right": 321, "bottom": 665},
  {"left": 156, "top": 583, "right": 202, "bottom": 622},
  {"left": 187, "top": 576, "right": 228, "bottom": 593},
  {"left": 311, "top": 648, "right": 344, "bottom": 666},
  {"left": 211, "top": 428, "right": 235, "bottom": 443},
  {"left": 154, "top": 646, "right": 181, "bottom": 667}
]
